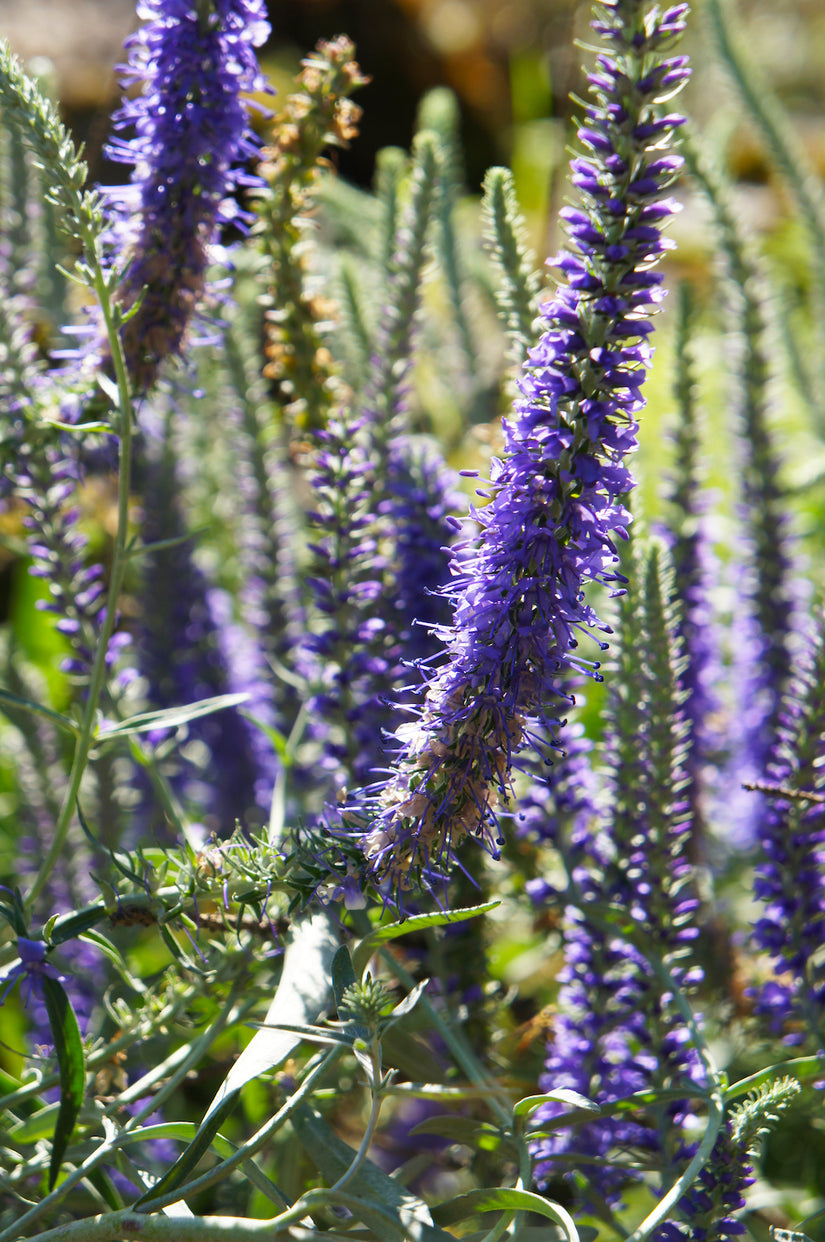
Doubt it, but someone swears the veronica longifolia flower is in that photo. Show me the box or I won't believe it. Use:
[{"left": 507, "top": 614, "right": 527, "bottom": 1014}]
[
  {"left": 105, "top": 0, "right": 270, "bottom": 390},
  {"left": 361, "top": 0, "right": 690, "bottom": 892}
]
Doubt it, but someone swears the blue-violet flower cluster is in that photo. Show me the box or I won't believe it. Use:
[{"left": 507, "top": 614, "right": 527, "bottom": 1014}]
[
  {"left": 105, "top": 0, "right": 270, "bottom": 391},
  {"left": 361, "top": 0, "right": 690, "bottom": 891}
]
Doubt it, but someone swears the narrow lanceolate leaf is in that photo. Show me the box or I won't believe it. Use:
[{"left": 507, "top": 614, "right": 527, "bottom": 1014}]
[
  {"left": 514, "top": 1089, "right": 600, "bottom": 1120},
  {"left": 208, "top": 909, "right": 339, "bottom": 1116},
  {"left": 42, "top": 975, "right": 85, "bottom": 1190},
  {"left": 135, "top": 910, "right": 338, "bottom": 1210},
  {"left": 432, "top": 1187, "right": 580, "bottom": 1242},
  {"left": 95, "top": 693, "right": 250, "bottom": 740},
  {"left": 0, "top": 688, "right": 78, "bottom": 736},
  {"left": 331, "top": 943, "right": 358, "bottom": 1011},
  {"left": 352, "top": 901, "right": 499, "bottom": 976}
]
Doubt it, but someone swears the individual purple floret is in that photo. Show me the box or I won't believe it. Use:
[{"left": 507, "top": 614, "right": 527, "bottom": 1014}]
[
  {"left": 104, "top": 0, "right": 270, "bottom": 390},
  {"left": 0, "top": 937, "right": 64, "bottom": 1008},
  {"left": 360, "top": 0, "right": 690, "bottom": 893}
]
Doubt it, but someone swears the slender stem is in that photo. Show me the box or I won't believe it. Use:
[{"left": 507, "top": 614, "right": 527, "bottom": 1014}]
[
  {"left": 378, "top": 946, "right": 512, "bottom": 1128},
  {"left": 328, "top": 1039, "right": 383, "bottom": 1195},
  {"left": 133, "top": 1047, "right": 341, "bottom": 1213},
  {"left": 26, "top": 250, "right": 136, "bottom": 911},
  {"left": 3, "top": 1208, "right": 326, "bottom": 1242},
  {"left": 625, "top": 1093, "right": 724, "bottom": 1242},
  {"left": 0, "top": 993, "right": 245, "bottom": 1242},
  {"left": 623, "top": 953, "right": 726, "bottom": 1242}
]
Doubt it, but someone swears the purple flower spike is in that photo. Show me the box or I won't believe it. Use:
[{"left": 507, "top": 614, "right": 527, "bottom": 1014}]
[
  {"left": 359, "top": 0, "right": 689, "bottom": 895},
  {"left": 105, "top": 0, "right": 270, "bottom": 390}
]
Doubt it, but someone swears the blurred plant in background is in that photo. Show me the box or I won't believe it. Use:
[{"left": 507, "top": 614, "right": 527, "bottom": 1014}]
[{"left": 3, "top": 1, "right": 825, "bottom": 1241}]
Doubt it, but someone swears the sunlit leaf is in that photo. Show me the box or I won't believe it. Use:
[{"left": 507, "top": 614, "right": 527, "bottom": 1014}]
[
  {"left": 134, "top": 910, "right": 338, "bottom": 1210},
  {"left": 352, "top": 901, "right": 499, "bottom": 975},
  {"left": 0, "top": 687, "right": 78, "bottom": 735},
  {"left": 432, "top": 1187, "right": 579, "bottom": 1242},
  {"left": 514, "top": 1089, "right": 600, "bottom": 1121},
  {"left": 95, "top": 693, "right": 250, "bottom": 740},
  {"left": 42, "top": 976, "right": 85, "bottom": 1190}
]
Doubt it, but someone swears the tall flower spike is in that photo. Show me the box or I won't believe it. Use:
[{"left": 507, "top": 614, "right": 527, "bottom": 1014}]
[
  {"left": 662, "top": 282, "right": 723, "bottom": 853},
  {"left": 685, "top": 142, "right": 798, "bottom": 845},
  {"left": 105, "top": 0, "right": 270, "bottom": 392},
  {"left": 360, "top": 0, "right": 690, "bottom": 893},
  {"left": 257, "top": 36, "right": 368, "bottom": 431},
  {"left": 532, "top": 542, "right": 704, "bottom": 1211},
  {"left": 750, "top": 611, "right": 825, "bottom": 1045},
  {"left": 656, "top": 1077, "right": 801, "bottom": 1241}
]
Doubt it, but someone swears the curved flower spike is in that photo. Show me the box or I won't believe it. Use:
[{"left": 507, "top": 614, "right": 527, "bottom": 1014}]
[
  {"left": 104, "top": 0, "right": 270, "bottom": 391},
  {"left": 359, "top": 0, "right": 690, "bottom": 895}
]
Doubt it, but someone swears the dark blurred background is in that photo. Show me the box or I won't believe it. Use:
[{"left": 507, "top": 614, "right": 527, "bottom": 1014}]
[
  {"left": 0, "top": 0, "right": 577, "bottom": 192},
  {"left": 3, "top": 0, "right": 825, "bottom": 296},
  {"left": 3, "top": 0, "right": 823, "bottom": 196}
]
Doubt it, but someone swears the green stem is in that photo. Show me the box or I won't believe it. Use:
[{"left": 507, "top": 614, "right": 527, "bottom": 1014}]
[
  {"left": 133, "top": 1048, "right": 341, "bottom": 1213},
  {"left": 378, "top": 946, "right": 512, "bottom": 1128},
  {"left": 623, "top": 953, "right": 726, "bottom": 1242},
  {"left": 0, "top": 993, "right": 245, "bottom": 1241},
  {"left": 3, "top": 1209, "right": 323, "bottom": 1242},
  {"left": 26, "top": 253, "right": 135, "bottom": 910},
  {"left": 328, "top": 1040, "right": 383, "bottom": 1195}
]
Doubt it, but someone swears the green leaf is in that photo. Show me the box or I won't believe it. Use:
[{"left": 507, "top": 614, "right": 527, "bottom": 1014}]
[
  {"left": 386, "top": 977, "right": 429, "bottom": 1023},
  {"left": 291, "top": 1104, "right": 455, "bottom": 1242},
  {"left": 42, "top": 975, "right": 85, "bottom": 1190},
  {"left": 353, "top": 901, "right": 499, "bottom": 976},
  {"left": 409, "top": 1115, "right": 513, "bottom": 1154},
  {"left": 86, "top": 1167, "right": 122, "bottom": 1211},
  {"left": 78, "top": 930, "right": 146, "bottom": 993},
  {"left": 8, "top": 1103, "right": 58, "bottom": 1143},
  {"left": 239, "top": 712, "right": 291, "bottom": 764},
  {"left": 332, "top": 944, "right": 358, "bottom": 1010},
  {"left": 95, "top": 693, "right": 250, "bottom": 741},
  {"left": 131, "top": 1094, "right": 238, "bottom": 1212},
  {"left": 0, "top": 687, "right": 78, "bottom": 735},
  {"left": 44, "top": 904, "right": 108, "bottom": 945},
  {"left": 249, "top": 1021, "right": 353, "bottom": 1048},
  {"left": 514, "top": 1090, "right": 600, "bottom": 1121},
  {"left": 432, "top": 1187, "right": 580, "bottom": 1242},
  {"left": 134, "top": 911, "right": 338, "bottom": 1210}
]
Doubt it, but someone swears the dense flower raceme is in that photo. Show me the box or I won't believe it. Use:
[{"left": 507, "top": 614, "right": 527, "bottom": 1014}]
[
  {"left": 12, "top": 406, "right": 131, "bottom": 690},
  {"left": 655, "top": 1079, "right": 801, "bottom": 1242},
  {"left": 531, "top": 546, "right": 705, "bottom": 1210},
  {"left": 104, "top": 0, "right": 270, "bottom": 391},
  {"left": 750, "top": 615, "right": 825, "bottom": 1043},
  {"left": 301, "top": 130, "right": 457, "bottom": 792},
  {"left": 662, "top": 289, "right": 724, "bottom": 831},
  {"left": 358, "top": 0, "right": 690, "bottom": 892}
]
